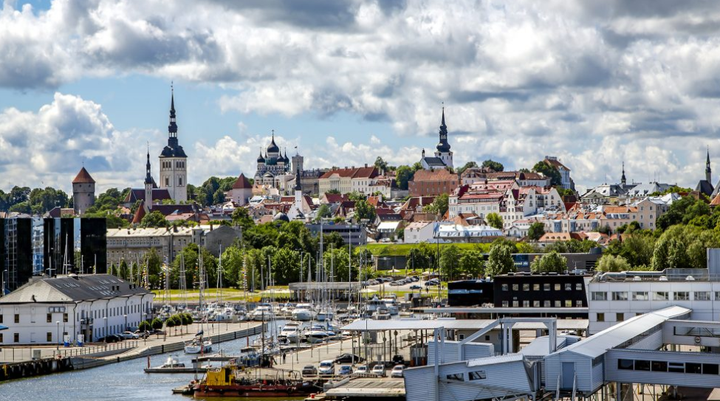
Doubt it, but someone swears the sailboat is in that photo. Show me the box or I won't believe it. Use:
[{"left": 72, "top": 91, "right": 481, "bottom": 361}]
[{"left": 185, "top": 252, "right": 212, "bottom": 354}]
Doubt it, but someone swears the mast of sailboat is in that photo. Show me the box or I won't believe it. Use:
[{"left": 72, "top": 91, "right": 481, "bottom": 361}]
[
  {"left": 179, "top": 253, "right": 187, "bottom": 308},
  {"left": 216, "top": 245, "right": 223, "bottom": 305}
]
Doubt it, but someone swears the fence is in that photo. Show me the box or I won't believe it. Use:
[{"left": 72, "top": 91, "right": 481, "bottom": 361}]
[{"left": 0, "top": 341, "right": 139, "bottom": 363}]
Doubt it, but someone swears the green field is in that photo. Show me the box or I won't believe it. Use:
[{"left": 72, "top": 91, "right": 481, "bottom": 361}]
[{"left": 362, "top": 242, "right": 491, "bottom": 256}]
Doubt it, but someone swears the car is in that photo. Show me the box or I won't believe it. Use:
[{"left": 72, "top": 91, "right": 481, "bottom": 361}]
[
  {"left": 389, "top": 281, "right": 403, "bottom": 286},
  {"left": 318, "top": 360, "right": 335, "bottom": 376},
  {"left": 334, "top": 353, "right": 365, "bottom": 364},
  {"left": 390, "top": 365, "right": 405, "bottom": 378},
  {"left": 425, "top": 280, "right": 440, "bottom": 287},
  {"left": 368, "top": 279, "right": 379, "bottom": 285},
  {"left": 338, "top": 365, "right": 353, "bottom": 376},
  {"left": 302, "top": 365, "right": 318, "bottom": 376},
  {"left": 354, "top": 365, "right": 369, "bottom": 375},
  {"left": 98, "top": 334, "right": 123, "bottom": 343},
  {"left": 371, "top": 364, "right": 386, "bottom": 377},
  {"left": 409, "top": 284, "right": 422, "bottom": 290},
  {"left": 410, "top": 276, "right": 420, "bottom": 282},
  {"left": 121, "top": 331, "right": 139, "bottom": 339}
]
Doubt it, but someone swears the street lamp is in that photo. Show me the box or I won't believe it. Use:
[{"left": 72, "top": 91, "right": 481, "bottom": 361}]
[
  {"left": 124, "top": 314, "right": 127, "bottom": 333},
  {"left": 103, "top": 317, "right": 108, "bottom": 344},
  {"left": 56, "top": 321, "right": 60, "bottom": 350}
]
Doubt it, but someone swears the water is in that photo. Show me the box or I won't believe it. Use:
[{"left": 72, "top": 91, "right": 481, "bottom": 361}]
[{"left": 0, "top": 323, "right": 305, "bottom": 401}]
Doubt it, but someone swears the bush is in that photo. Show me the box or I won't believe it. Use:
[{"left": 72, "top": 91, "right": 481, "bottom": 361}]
[
  {"left": 182, "top": 313, "right": 193, "bottom": 325},
  {"left": 151, "top": 318, "right": 163, "bottom": 330},
  {"left": 138, "top": 320, "right": 152, "bottom": 332}
]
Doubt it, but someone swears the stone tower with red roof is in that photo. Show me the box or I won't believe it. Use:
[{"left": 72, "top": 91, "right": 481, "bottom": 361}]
[{"left": 72, "top": 166, "right": 96, "bottom": 215}]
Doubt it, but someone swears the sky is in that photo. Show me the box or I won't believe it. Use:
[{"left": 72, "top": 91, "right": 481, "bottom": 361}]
[{"left": 1, "top": 0, "right": 720, "bottom": 194}]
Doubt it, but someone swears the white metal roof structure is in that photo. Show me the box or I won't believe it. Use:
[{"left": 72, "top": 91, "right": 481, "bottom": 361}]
[{"left": 342, "top": 318, "right": 588, "bottom": 332}]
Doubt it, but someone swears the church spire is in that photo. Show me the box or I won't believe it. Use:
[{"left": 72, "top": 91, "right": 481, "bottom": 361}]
[
  {"left": 294, "top": 168, "right": 302, "bottom": 191},
  {"left": 436, "top": 104, "right": 451, "bottom": 153},
  {"left": 145, "top": 146, "right": 153, "bottom": 185},
  {"left": 168, "top": 83, "right": 177, "bottom": 138},
  {"left": 707, "top": 146, "right": 712, "bottom": 183},
  {"left": 621, "top": 161, "right": 626, "bottom": 185}
]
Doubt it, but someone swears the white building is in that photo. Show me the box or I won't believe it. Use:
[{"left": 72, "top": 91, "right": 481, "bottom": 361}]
[
  {"left": 403, "top": 221, "right": 436, "bottom": 244},
  {"left": 436, "top": 224, "right": 503, "bottom": 243},
  {"left": 0, "top": 274, "right": 153, "bottom": 345},
  {"left": 106, "top": 227, "right": 195, "bottom": 268}
]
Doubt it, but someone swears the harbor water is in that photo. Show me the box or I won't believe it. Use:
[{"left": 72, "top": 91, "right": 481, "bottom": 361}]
[{"left": 0, "top": 325, "right": 305, "bottom": 401}]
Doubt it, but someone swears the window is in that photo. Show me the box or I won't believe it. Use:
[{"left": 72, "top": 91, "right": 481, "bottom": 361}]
[
  {"left": 544, "top": 300, "right": 551, "bottom": 307},
  {"left": 632, "top": 292, "right": 649, "bottom": 301},
  {"left": 715, "top": 292, "right": 720, "bottom": 301},
  {"left": 653, "top": 292, "right": 669, "bottom": 301},
  {"left": 0, "top": 314, "right": 3, "bottom": 323},
  {"left": 616, "top": 313, "right": 624, "bottom": 322},
  {"left": 63, "top": 313, "right": 68, "bottom": 323},
  {"left": 674, "top": 292, "right": 689, "bottom": 301},
  {"left": 533, "top": 300, "right": 540, "bottom": 307},
  {"left": 635, "top": 360, "right": 650, "bottom": 371},
  {"left": 523, "top": 284, "right": 529, "bottom": 291},
  {"left": 555, "top": 300, "right": 562, "bottom": 307},
  {"left": 468, "top": 370, "right": 486, "bottom": 380},
  {"left": 576, "top": 300, "right": 583, "bottom": 307},
  {"left": 651, "top": 361, "right": 667, "bottom": 372},
  {"left": 523, "top": 300, "right": 530, "bottom": 307},
  {"left": 564, "top": 300, "right": 572, "bottom": 307},
  {"left": 14, "top": 333, "right": 19, "bottom": 343},
  {"left": 0, "top": 333, "right": 2, "bottom": 342},
  {"left": 165, "top": 177, "right": 169, "bottom": 186},
  {"left": 533, "top": 284, "right": 540, "bottom": 291},
  {"left": 686, "top": 363, "right": 702, "bottom": 374},
  {"left": 668, "top": 362, "right": 684, "bottom": 373},
  {"left": 591, "top": 292, "right": 607, "bottom": 301},
  {"left": 618, "top": 359, "right": 633, "bottom": 370},
  {"left": 694, "top": 292, "right": 711, "bottom": 301},
  {"left": 178, "top": 177, "right": 183, "bottom": 186},
  {"left": 47, "top": 332, "right": 52, "bottom": 342},
  {"left": 576, "top": 283, "right": 582, "bottom": 291},
  {"left": 612, "top": 292, "right": 628, "bottom": 301},
  {"left": 446, "top": 373, "right": 463, "bottom": 381},
  {"left": 502, "top": 301, "right": 508, "bottom": 307},
  {"left": 700, "top": 362, "right": 718, "bottom": 375},
  {"left": 565, "top": 283, "right": 572, "bottom": 291},
  {"left": 14, "top": 314, "right": 19, "bottom": 324},
  {"left": 512, "top": 301, "right": 519, "bottom": 307},
  {"left": 502, "top": 284, "right": 508, "bottom": 291},
  {"left": 555, "top": 284, "right": 561, "bottom": 291},
  {"left": 544, "top": 284, "right": 550, "bottom": 291},
  {"left": 512, "top": 284, "right": 519, "bottom": 291}
]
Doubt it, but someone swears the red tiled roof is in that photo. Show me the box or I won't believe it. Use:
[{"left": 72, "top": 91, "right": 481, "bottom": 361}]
[
  {"left": 72, "top": 167, "right": 95, "bottom": 184},
  {"left": 232, "top": 173, "right": 252, "bottom": 189},
  {"left": 320, "top": 166, "right": 378, "bottom": 179}
]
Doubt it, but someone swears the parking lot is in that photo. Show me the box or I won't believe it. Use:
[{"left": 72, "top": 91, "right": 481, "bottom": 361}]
[{"left": 365, "top": 276, "right": 441, "bottom": 293}]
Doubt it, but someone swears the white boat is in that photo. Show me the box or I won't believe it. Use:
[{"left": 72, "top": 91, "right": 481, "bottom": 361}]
[
  {"left": 292, "top": 303, "right": 315, "bottom": 321},
  {"left": 278, "top": 322, "right": 302, "bottom": 343},
  {"left": 365, "top": 295, "right": 386, "bottom": 313},
  {"left": 382, "top": 297, "right": 399, "bottom": 316},
  {"left": 184, "top": 337, "right": 213, "bottom": 354},
  {"left": 373, "top": 308, "right": 391, "bottom": 320},
  {"left": 316, "top": 308, "right": 334, "bottom": 322},
  {"left": 306, "top": 329, "right": 330, "bottom": 344},
  {"left": 250, "top": 304, "right": 275, "bottom": 321}
]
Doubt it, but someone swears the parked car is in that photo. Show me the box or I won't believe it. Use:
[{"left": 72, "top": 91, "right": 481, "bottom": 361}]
[
  {"left": 121, "top": 331, "right": 139, "bottom": 339},
  {"left": 334, "top": 353, "right": 364, "bottom": 364},
  {"left": 371, "top": 364, "right": 386, "bottom": 377},
  {"left": 354, "top": 365, "right": 369, "bottom": 375},
  {"left": 98, "top": 334, "right": 123, "bottom": 343},
  {"left": 409, "top": 284, "right": 422, "bottom": 290},
  {"left": 318, "top": 360, "right": 335, "bottom": 376},
  {"left": 425, "top": 279, "right": 440, "bottom": 287},
  {"left": 368, "top": 279, "right": 379, "bottom": 285},
  {"left": 389, "top": 281, "right": 403, "bottom": 286},
  {"left": 410, "top": 276, "right": 420, "bottom": 282},
  {"left": 302, "top": 365, "right": 318, "bottom": 376},
  {"left": 390, "top": 365, "right": 405, "bottom": 378},
  {"left": 338, "top": 365, "right": 353, "bottom": 376}
]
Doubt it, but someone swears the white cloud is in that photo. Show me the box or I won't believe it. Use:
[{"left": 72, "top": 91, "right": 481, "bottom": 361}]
[{"left": 3, "top": 0, "right": 720, "bottom": 188}]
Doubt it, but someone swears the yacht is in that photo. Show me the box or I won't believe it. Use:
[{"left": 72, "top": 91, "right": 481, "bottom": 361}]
[
  {"left": 278, "top": 322, "right": 303, "bottom": 343},
  {"left": 292, "top": 303, "right": 315, "bottom": 321},
  {"left": 316, "top": 308, "right": 334, "bottom": 322},
  {"left": 382, "top": 297, "right": 399, "bottom": 316},
  {"left": 373, "top": 308, "right": 391, "bottom": 320},
  {"left": 305, "top": 327, "right": 330, "bottom": 344},
  {"left": 365, "top": 295, "right": 386, "bottom": 313}
]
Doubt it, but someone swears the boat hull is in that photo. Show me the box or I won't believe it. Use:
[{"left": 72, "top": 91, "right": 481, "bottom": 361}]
[{"left": 193, "top": 383, "right": 319, "bottom": 397}]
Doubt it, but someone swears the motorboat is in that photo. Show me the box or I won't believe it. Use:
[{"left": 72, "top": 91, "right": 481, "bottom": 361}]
[
  {"left": 305, "top": 328, "right": 330, "bottom": 344},
  {"left": 249, "top": 304, "right": 275, "bottom": 321},
  {"left": 291, "top": 303, "right": 315, "bottom": 321},
  {"left": 278, "top": 322, "right": 302, "bottom": 343},
  {"left": 316, "top": 308, "right": 334, "bottom": 322},
  {"left": 144, "top": 356, "right": 209, "bottom": 374},
  {"left": 373, "top": 308, "right": 391, "bottom": 320},
  {"left": 365, "top": 295, "right": 386, "bottom": 313},
  {"left": 382, "top": 297, "right": 399, "bottom": 316}
]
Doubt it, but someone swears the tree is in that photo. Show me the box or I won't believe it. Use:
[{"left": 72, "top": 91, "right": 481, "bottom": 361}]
[
  {"left": 221, "top": 246, "right": 244, "bottom": 288},
  {"left": 486, "top": 213, "right": 503, "bottom": 230},
  {"left": 439, "top": 245, "right": 461, "bottom": 281},
  {"left": 481, "top": 159, "right": 504, "bottom": 172},
  {"left": 316, "top": 204, "right": 332, "bottom": 220},
  {"left": 231, "top": 207, "right": 255, "bottom": 231},
  {"left": 406, "top": 247, "right": 431, "bottom": 271},
  {"left": 528, "top": 222, "right": 545, "bottom": 241},
  {"left": 395, "top": 165, "right": 415, "bottom": 190},
  {"left": 140, "top": 211, "right": 169, "bottom": 228},
  {"left": 456, "top": 161, "right": 478, "bottom": 175},
  {"left": 374, "top": 156, "right": 388, "bottom": 172},
  {"left": 485, "top": 242, "right": 515, "bottom": 276},
  {"left": 355, "top": 200, "right": 376, "bottom": 222},
  {"left": 596, "top": 254, "right": 631, "bottom": 272},
  {"left": 424, "top": 193, "right": 449, "bottom": 216},
  {"left": 530, "top": 251, "right": 567, "bottom": 273},
  {"left": 459, "top": 250, "right": 484, "bottom": 278},
  {"left": 272, "top": 248, "right": 301, "bottom": 285},
  {"left": 532, "top": 161, "right": 562, "bottom": 186}
]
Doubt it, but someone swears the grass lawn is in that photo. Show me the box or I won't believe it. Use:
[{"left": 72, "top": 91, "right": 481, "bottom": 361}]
[{"left": 362, "top": 242, "right": 491, "bottom": 257}]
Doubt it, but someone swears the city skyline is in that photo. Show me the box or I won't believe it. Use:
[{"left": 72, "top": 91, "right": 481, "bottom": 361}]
[{"left": 1, "top": 1, "right": 720, "bottom": 192}]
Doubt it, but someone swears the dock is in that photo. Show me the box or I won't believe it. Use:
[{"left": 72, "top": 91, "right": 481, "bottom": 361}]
[{"left": 324, "top": 377, "right": 405, "bottom": 399}]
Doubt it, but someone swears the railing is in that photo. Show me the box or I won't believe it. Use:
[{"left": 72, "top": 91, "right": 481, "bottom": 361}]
[{"left": 0, "top": 341, "right": 139, "bottom": 362}]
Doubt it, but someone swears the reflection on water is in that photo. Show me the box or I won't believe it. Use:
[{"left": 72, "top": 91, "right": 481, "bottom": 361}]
[{"left": 0, "top": 323, "right": 304, "bottom": 401}]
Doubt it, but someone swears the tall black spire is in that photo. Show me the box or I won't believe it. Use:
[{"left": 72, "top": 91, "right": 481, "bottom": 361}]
[
  {"left": 707, "top": 146, "right": 712, "bottom": 183},
  {"left": 168, "top": 83, "right": 177, "bottom": 138},
  {"left": 145, "top": 147, "right": 153, "bottom": 185},
  {"left": 436, "top": 105, "right": 451, "bottom": 153},
  {"left": 621, "top": 161, "right": 626, "bottom": 185},
  {"left": 294, "top": 168, "right": 302, "bottom": 191}
]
